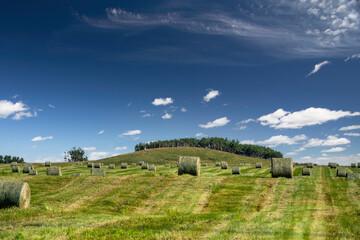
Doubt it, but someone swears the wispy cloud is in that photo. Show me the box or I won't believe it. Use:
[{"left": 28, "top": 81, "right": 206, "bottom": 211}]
[
  {"left": 115, "top": 146, "right": 127, "bottom": 151},
  {"left": 98, "top": 130, "right": 104, "bottom": 134},
  {"left": 180, "top": 107, "right": 187, "bottom": 112},
  {"left": 31, "top": 136, "right": 53, "bottom": 142},
  {"left": 195, "top": 133, "right": 207, "bottom": 138},
  {"left": 199, "top": 117, "right": 230, "bottom": 129},
  {"left": 339, "top": 125, "right": 360, "bottom": 131},
  {"left": 344, "top": 133, "right": 360, "bottom": 137},
  {"left": 321, "top": 147, "right": 346, "bottom": 153},
  {"left": 84, "top": 147, "right": 96, "bottom": 151},
  {"left": 119, "top": 129, "right": 141, "bottom": 136},
  {"left": 48, "top": 104, "right": 55, "bottom": 109},
  {"left": 307, "top": 61, "right": 330, "bottom": 76},
  {"left": 237, "top": 118, "right": 255, "bottom": 125},
  {"left": 345, "top": 53, "right": 360, "bottom": 62},
  {"left": 203, "top": 90, "right": 220, "bottom": 102}
]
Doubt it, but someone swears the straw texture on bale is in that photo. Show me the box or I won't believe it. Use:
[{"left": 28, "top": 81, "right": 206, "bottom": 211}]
[
  {"left": 108, "top": 164, "right": 115, "bottom": 169},
  {"left": 11, "top": 166, "right": 20, "bottom": 173},
  {"left": 221, "top": 162, "right": 228, "bottom": 169},
  {"left": 121, "top": 163, "right": 128, "bottom": 169},
  {"left": 131, "top": 163, "right": 136, "bottom": 166},
  {"left": 22, "top": 165, "right": 32, "bottom": 174},
  {"left": 302, "top": 168, "right": 310, "bottom": 176},
  {"left": 240, "top": 163, "right": 245, "bottom": 166},
  {"left": 271, "top": 158, "right": 293, "bottom": 178},
  {"left": 91, "top": 168, "right": 106, "bottom": 176},
  {"left": 94, "top": 163, "right": 101, "bottom": 168},
  {"left": 346, "top": 173, "right": 360, "bottom": 180},
  {"left": 0, "top": 181, "right": 31, "bottom": 209},
  {"left": 178, "top": 156, "right": 200, "bottom": 176},
  {"left": 87, "top": 163, "right": 94, "bottom": 168},
  {"left": 245, "top": 163, "right": 250, "bottom": 167},
  {"left": 215, "top": 162, "right": 220, "bottom": 166},
  {"left": 165, "top": 164, "right": 170, "bottom": 167},
  {"left": 307, "top": 163, "right": 314, "bottom": 168},
  {"left": 202, "top": 163, "right": 207, "bottom": 167},
  {"left": 148, "top": 164, "right": 156, "bottom": 172},
  {"left": 139, "top": 161, "right": 144, "bottom": 165},
  {"left": 256, "top": 163, "right": 262, "bottom": 168},
  {"left": 351, "top": 163, "right": 356, "bottom": 168},
  {"left": 141, "top": 163, "right": 148, "bottom": 169},
  {"left": 337, "top": 168, "right": 347, "bottom": 177},
  {"left": 46, "top": 167, "right": 62, "bottom": 176},
  {"left": 29, "top": 169, "right": 38, "bottom": 176},
  {"left": 10, "top": 162, "right": 18, "bottom": 167},
  {"left": 232, "top": 167, "right": 240, "bottom": 175},
  {"left": 329, "top": 163, "right": 337, "bottom": 169},
  {"left": 72, "top": 173, "right": 81, "bottom": 176},
  {"left": 45, "top": 162, "right": 51, "bottom": 167}
]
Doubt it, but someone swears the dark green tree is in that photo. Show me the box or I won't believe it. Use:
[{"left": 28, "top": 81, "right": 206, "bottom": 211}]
[{"left": 67, "top": 147, "right": 88, "bottom": 162}]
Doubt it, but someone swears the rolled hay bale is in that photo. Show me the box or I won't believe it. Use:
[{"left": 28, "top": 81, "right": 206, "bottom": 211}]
[
  {"left": 178, "top": 156, "right": 200, "bottom": 176},
  {"left": 232, "top": 167, "right": 240, "bottom": 175},
  {"left": 148, "top": 164, "right": 156, "bottom": 172},
  {"left": 0, "top": 181, "right": 31, "bottom": 209},
  {"left": 94, "top": 163, "right": 101, "bottom": 168},
  {"left": 29, "top": 169, "right": 38, "bottom": 176},
  {"left": 11, "top": 165, "right": 20, "bottom": 172},
  {"left": 109, "top": 164, "right": 115, "bottom": 169},
  {"left": 215, "top": 162, "right": 220, "bottom": 166},
  {"left": 329, "top": 163, "right": 337, "bottom": 169},
  {"left": 91, "top": 168, "right": 106, "bottom": 176},
  {"left": 337, "top": 168, "right": 347, "bottom": 177},
  {"left": 346, "top": 172, "right": 360, "bottom": 180},
  {"left": 100, "top": 163, "right": 104, "bottom": 166},
  {"left": 165, "top": 164, "right": 170, "bottom": 167},
  {"left": 72, "top": 173, "right": 81, "bottom": 176},
  {"left": 139, "top": 161, "right": 144, "bottom": 166},
  {"left": 239, "top": 163, "right": 245, "bottom": 166},
  {"left": 131, "top": 163, "right": 136, "bottom": 166},
  {"left": 307, "top": 163, "right": 314, "bottom": 168},
  {"left": 256, "top": 163, "right": 262, "bottom": 168},
  {"left": 121, "top": 163, "right": 128, "bottom": 169},
  {"left": 245, "top": 163, "right": 251, "bottom": 167},
  {"left": 358, "top": 162, "right": 360, "bottom": 168},
  {"left": 302, "top": 168, "right": 310, "bottom": 176},
  {"left": 351, "top": 163, "right": 356, "bottom": 168},
  {"left": 141, "top": 163, "right": 148, "bottom": 169},
  {"left": 87, "top": 162, "right": 94, "bottom": 168},
  {"left": 46, "top": 167, "right": 62, "bottom": 176},
  {"left": 22, "top": 165, "right": 32, "bottom": 174},
  {"left": 271, "top": 158, "right": 293, "bottom": 178},
  {"left": 221, "top": 162, "right": 228, "bottom": 169},
  {"left": 44, "top": 162, "right": 51, "bottom": 167},
  {"left": 202, "top": 163, "right": 207, "bottom": 167},
  {"left": 10, "top": 162, "right": 18, "bottom": 167}
]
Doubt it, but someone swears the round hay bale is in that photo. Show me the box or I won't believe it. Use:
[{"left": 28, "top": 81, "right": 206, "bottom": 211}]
[
  {"left": 109, "top": 164, "right": 115, "bottom": 169},
  {"left": 131, "top": 163, "right": 136, "bottom": 166},
  {"left": 346, "top": 172, "right": 360, "bottom": 180},
  {"left": 141, "top": 163, "right": 148, "bottom": 169},
  {"left": 220, "top": 162, "right": 228, "bottom": 169},
  {"left": 44, "top": 162, "right": 51, "bottom": 167},
  {"left": 202, "top": 163, "right": 207, "bottom": 167},
  {"left": 94, "top": 163, "right": 101, "bottom": 168},
  {"left": 351, "top": 163, "right": 356, "bottom": 168},
  {"left": 302, "top": 168, "right": 310, "bottom": 176},
  {"left": 0, "top": 181, "right": 31, "bottom": 209},
  {"left": 91, "top": 168, "right": 106, "bottom": 176},
  {"left": 29, "top": 169, "right": 38, "bottom": 176},
  {"left": 271, "top": 158, "right": 293, "bottom": 178},
  {"left": 22, "top": 165, "right": 31, "bottom": 174},
  {"left": 232, "top": 167, "right": 240, "bottom": 175},
  {"left": 239, "top": 163, "right": 245, "bottom": 166},
  {"left": 307, "top": 163, "right": 314, "bottom": 168},
  {"left": 148, "top": 164, "right": 156, "bottom": 172},
  {"left": 87, "top": 162, "right": 94, "bottom": 168},
  {"left": 121, "top": 163, "right": 128, "bottom": 169},
  {"left": 11, "top": 166, "right": 20, "bottom": 173},
  {"left": 10, "top": 162, "right": 18, "bottom": 167},
  {"left": 46, "top": 167, "right": 62, "bottom": 176},
  {"left": 178, "top": 156, "right": 200, "bottom": 176},
  {"left": 72, "top": 173, "right": 81, "bottom": 176},
  {"left": 215, "top": 162, "right": 220, "bottom": 166},
  {"left": 329, "top": 163, "right": 337, "bottom": 169},
  {"left": 337, "top": 168, "right": 346, "bottom": 177},
  {"left": 139, "top": 161, "right": 144, "bottom": 166},
  {"left": 256, "top": 163, "right": 262, "bottom": 168}
]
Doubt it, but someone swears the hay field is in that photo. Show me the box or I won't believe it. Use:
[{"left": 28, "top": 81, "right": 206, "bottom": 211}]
[{"left": 1, "top": 150, "right": 360, "bottom": 239}]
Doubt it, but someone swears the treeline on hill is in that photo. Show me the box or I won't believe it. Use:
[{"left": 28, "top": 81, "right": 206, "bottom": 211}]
[
  {"left": 134, "top": 137, "right": 283, "bottom": 159},
  {"left": 0, "top": 155, "right": 25, "bottom": 164}
]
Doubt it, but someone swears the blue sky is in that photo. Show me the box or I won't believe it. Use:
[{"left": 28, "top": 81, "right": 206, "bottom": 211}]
[{"left": 1, "top": 0, "right": 360, "bottom": 164}]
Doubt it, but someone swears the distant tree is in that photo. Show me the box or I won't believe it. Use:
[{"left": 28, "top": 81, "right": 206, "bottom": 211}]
[{"left": 67, "top": 147, "right": 88, "bottom": 162}]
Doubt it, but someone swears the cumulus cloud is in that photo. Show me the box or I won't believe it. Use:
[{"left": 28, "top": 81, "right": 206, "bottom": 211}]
[
  {"left": 88, "top": 151, "right": 110, "bottom": 160},
  {"left": 203, "top": 90, "right": 220, "bottom": 102},
  {"left": 258, "top": 107, "right": 360, "bottom": 129},
  {"left": 307, "top": 61, "right": 331, "bottom": 76},
  {"left": 115, "top": 146, "right": 127, "bottom": 151},
  {"left": 321, "top": 147, "right": 346, "bottom": 153},
  {"left": 199, "top": 117, "right": 230, "bottom": 129},
  {"left": 83, "top": 147, "right": 96, "bottom": 151},
  {"left": 31, "top": 136, "right": 53, "bottom": 142},
  {"left": 12, "top": 111, "right": 37, "bottom": 120},
  {"left": 339, "top": 125, "right": 360, "bottom": 131},
  {"left": 304, "top": 135, "right": 350, "bottom": 147},
  {"left": 345, "top": 53, "right": 360, "bottom": 62},
  {"left": 119, "top": 130, "right": 141, "bottom": 136},
  {"left": 162, "top": 113, "right": 172, "bottom": 119},
  {"left": 98, "top": 130, "right": 104, "bottom": 134},
  {"left": 344, "top": 133, "right": 360, "bottom": 137},
  {"left": 152, "top": 98, "right": 174, "bottom": 106},
  {"left": 0, "top": 100, "right": 29, "bottom": 119},
  {"left": 240, "top": 134, "right": 307, "bottom": 147}
]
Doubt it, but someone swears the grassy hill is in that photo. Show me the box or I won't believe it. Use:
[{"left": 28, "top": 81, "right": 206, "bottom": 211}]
[{"left": 97, "top": 147, "right": 271, "bottom": 166}]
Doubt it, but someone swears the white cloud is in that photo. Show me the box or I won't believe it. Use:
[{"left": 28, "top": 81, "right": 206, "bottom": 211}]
[
  {"left": 339, "top": 125, "right": 360, "bottom": 131},
  {"left": 0, "top": 100, "right": 28, "bottom": 119},
  {"left": 285, "top": 152, "right": 298, "bottom": 156},
  {"left": 295, "top": 147, "right": 306, "bottom": 152},
  {"left": 119, "top": 130, "right": 141, "bottom": 136},
  {"left": 344, "top": 133, "right": 360, "bottom": 137},
  {"left": 98, "top": 130, "right": 104, "bottom": 134},
  {"left": 142, "top": 113, "right": 152, "bottom": 118},
  {"left": 115, "top": 146, "right": 127, "bottom": 151},
  {"left": 203, "top": 90, "right": 220, "bottom": 102},
  {"left": 240, "top": 140, "right": 256, "bottom": 145},
  {"left": 180, "top": 107, "right": 187, "bottom": 112},
  {"left": 32, "top": 156, "right": 63, "bottom": 163},
  {"left": 199, "top": 117, "right": 230, "bottom": 129},
  {"left": 345, "top": 53, "right": 360, "bottom": 62},
  {"left": 305, "top": 135, "right": 350, "bottom": 147},
  {"left": 237, "top": 118, "right": 255, "bottom": 124},
  {"left": 12, "top": 111, "right": 36, "bottom": 120},
  {"left": 12, "top": 94, "right": 18, "bottom": 99},
  {"left": 195, "top": 133, "right": 207, "bottom": 137},
  {"left": 31, "top": 136, "right": 53, "bottom": 142},
  {"left": 83, "top": 147, "right": 96, "bottom": 151},
  {"left": 162, "top": 113, "right": 172, "bottom": 119},
  {"left": 257, "top": 134, "right": 307, "bottom": 147},
  {"left": 307, "top": 61, "right": 330, "bottom": 76},
  {"left": 133, "top": 136, "right": 140, "bottom": 141},
  {"left": 152, "top": 97, "right": 174, "bottom": 106},
  {"left": 258, "top": 107, "right": 360, "bottom": 129},
  {"left": 234, "top": 126, "right": 247, "bottom": 131},
  {"left": 88, "top": 152, "right": 110, "bottom": 160},
  {"left": 301, "top": 156, "right": 312, "bottom": 160},
  {"left": 321, "top": 147, "right": 346, "bottom": 153},
  {"left": 48, "top": 104, "right": 55, "bottom": 109}
]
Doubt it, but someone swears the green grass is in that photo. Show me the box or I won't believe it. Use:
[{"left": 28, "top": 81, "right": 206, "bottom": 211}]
[{"left": 1, "top": 149, "right": 360, "bottom": 239}]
